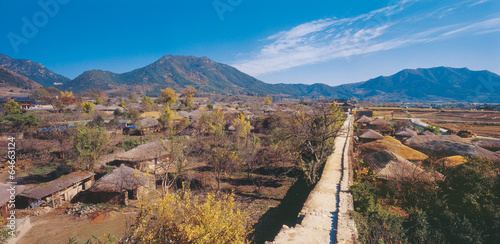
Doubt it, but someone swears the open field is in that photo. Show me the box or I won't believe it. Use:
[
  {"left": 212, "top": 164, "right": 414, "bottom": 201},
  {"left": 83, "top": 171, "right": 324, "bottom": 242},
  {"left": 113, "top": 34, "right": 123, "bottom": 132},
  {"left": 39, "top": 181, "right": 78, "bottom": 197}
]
[{"left": 367, "top": 107, "right": 500, "bottom": 139}]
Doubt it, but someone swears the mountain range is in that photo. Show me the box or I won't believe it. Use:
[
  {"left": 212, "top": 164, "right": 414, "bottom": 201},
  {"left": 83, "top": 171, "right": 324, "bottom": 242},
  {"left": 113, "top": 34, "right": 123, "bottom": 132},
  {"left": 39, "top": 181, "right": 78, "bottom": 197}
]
[{"left": 1, "top": 53, "right": 499, "bottom": 102}]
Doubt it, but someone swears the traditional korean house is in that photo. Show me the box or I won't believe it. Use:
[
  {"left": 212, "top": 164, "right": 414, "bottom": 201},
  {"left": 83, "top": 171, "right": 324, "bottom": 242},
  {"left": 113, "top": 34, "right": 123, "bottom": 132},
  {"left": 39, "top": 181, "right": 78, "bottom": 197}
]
[
  {"left": 89, "top": 164, "right": 152, "bottom": 205},
  {"left": 0, "top": 185, "right": 25, "bottom": 218}
]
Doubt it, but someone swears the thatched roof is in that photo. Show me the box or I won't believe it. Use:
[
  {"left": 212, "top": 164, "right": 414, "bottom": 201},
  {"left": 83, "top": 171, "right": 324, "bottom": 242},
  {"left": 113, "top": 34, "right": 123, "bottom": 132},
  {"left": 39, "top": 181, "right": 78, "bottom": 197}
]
[
  {"left": 436, "top": 156, "right": 467, "bottom": 167},
  {"left": 420, "top": 130, "right": 436, "bottom": 136},
  {"left": 0, "top": 185, "right": 25, "bottom": 206},
  {"left": 472, "top": 139, "right": 500, "bottom": 152},
  {"left": 369, "top": 118, "right": 391, "bottom": 126},
  {"left": 395, "top": 127, "right": 418, "bottom": 137},
  {"left": 404, "top": 135, "right": 468, "bottom": 147},
  {"left": 90, "top": 164, "right": 148, "bottom": 192},
  {"left": 21, "top": 171, "right": 93, "bottom": 200},
  {"left": 356, "top": 115, "right": 372, "bottom": 123},
  {"left": 139, "top": 117, "right": 159, "bottom": 128},
  {"left": 358, "top": 136, "right": 428, "bottom": 161},
  {"left": 363, "top": 150, "right": 443, "bottom": 182},
  {"left": 115, "top": 140, "right": 169, "bottom": 162},
  {"left": 404, "top": 136, "right": 500, "bottom": 162},
  {"left": 359, "top": 129, "right": 384, "bottom": 139}
]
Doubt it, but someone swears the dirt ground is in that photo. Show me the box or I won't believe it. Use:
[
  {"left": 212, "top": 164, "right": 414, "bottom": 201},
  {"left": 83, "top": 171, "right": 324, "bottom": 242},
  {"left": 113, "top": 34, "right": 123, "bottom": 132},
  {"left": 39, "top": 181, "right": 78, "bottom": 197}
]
[{"left": 17, "top": 210, "right": 137, "bottom": 244}]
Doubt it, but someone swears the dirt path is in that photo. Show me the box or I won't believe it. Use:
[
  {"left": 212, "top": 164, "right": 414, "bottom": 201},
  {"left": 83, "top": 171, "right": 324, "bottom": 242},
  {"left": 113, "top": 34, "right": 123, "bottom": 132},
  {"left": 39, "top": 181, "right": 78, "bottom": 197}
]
[{"left": 16, "top": 211, "right": 137, "bottom": 244}]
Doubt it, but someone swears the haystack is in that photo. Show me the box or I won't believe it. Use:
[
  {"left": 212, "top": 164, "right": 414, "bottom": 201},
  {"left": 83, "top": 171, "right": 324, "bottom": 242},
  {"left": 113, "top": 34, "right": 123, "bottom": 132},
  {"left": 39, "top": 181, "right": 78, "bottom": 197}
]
[
  {"left": 358, "top": 136, "right": 428, "bottom": 161},
  {"left": 363, "top": 150, "right": 443, "bottom": 182},
  {"left": 356, "top": 115, "right": 372, "bottom": 124},
  {"left": 435, "top": 156, "right": 467, "bottom": 167},
  {"left": 473, "top": 139, "right": 500, "bottom": 152},
  {"left": 359, "top": 129, "right": 384, "bottom": 141}
]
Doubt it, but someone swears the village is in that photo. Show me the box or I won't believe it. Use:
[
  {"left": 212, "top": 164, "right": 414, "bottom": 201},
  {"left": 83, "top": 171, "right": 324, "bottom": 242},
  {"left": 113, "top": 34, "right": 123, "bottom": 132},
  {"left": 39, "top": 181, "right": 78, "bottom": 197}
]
[{"left": 1, "top": 87, "right": 500, "bottom": 243}]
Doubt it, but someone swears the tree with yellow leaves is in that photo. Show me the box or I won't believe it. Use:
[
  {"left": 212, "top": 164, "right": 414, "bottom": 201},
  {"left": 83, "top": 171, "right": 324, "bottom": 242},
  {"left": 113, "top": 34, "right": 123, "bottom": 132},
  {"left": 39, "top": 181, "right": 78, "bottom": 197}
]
[
  {"left": 264, "top": 95, "right": 272, "bottom": 106},
  {"left": 182, "top": 86, "right": 197, "bottom": 108},
  {"left": 60, "top": 91, "right": 76, "bottom": 105},
  {"left": 80, "top": 101, "right": 95, "bottom": 113},
  {"left": 161, "top": 87, "right": 177, "bottom": 106},
  {"left": 233, "top": 113, "right": 251, "bottom": 142},
  {"left": 132, "top": 190, "right": 252, "bottom": 243}
]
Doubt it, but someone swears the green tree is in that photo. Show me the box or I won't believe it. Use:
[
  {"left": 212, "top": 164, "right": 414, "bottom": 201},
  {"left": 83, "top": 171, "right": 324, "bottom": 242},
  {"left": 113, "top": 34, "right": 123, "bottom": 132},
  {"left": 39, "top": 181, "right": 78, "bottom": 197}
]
[
  {"left": 73, "top": 127, "right": 109, "bottom": 175},
  {"left": 120, "top": 100, "right": 127, "bottom": 108},
  {"left": 181, "top": 86, "right": 196, "bottom": 108},
  {"left": 5, "top": 100, "right": 22, "bottom": 114},
  {"left": 81, "top": 101, "right": 95, "bottom": 113},
  {"left": 161, "top": 88, "right": 177, "bottom": 106},
  {"left": 128, "top": 94, "right": 138, "bottom": 103}
]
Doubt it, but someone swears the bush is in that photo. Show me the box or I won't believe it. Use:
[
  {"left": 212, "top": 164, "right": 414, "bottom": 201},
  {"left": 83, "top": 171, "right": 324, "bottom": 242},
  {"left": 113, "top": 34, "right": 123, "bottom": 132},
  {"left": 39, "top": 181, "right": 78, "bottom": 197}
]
[{"left": 131, "top": 191, "right": 252, "bottom": 243}]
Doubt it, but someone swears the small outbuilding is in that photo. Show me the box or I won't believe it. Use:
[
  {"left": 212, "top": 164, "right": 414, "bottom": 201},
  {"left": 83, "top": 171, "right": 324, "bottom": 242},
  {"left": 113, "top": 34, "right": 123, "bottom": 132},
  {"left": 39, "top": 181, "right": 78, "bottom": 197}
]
[
  {"left": 113, "top": 140, "right": 170, "bottom": 172},
  {"left": 356, "top": 115, "right": 372, "bottom": 127},
  {"left": 89, "top": 164, "right": 152, "bottom": 205},
  {"left": 19, "top": 171, "right": 93, "bottom": 208},
  {"left": 369, "top": 118, "right": 392, "bottom": 130}
]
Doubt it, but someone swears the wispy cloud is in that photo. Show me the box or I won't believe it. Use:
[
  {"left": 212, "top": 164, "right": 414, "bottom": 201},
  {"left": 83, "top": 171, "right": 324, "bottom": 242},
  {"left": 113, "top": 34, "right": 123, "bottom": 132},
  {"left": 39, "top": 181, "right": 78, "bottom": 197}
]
[{"left": 233, "top": 0, "right": 499, "bottom": 76}]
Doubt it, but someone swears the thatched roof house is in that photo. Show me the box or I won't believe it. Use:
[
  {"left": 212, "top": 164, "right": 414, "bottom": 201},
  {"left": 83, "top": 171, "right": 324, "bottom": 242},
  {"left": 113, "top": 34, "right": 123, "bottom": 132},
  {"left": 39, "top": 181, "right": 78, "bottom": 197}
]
[
  {"left": 1, "top": 185, "right": 25, "bottom": 218},
  {"left": 89, "top": 164, "right": 152, "bottom": 205},
  {"left": 20, "top": 171, "right": 93, "bottom": 208},
  {"left": 358, "top": 136, "right": 428, "bottom": 161},
  {"left": 358, "top": 129, "right": 384, "bottom": 141},
  {"left": 404, "top": 135, "right": 500, "bottom": 162},
  {"left": 472, "top": 139, "right": 500, "bottom": 152},
  {"left": 114, "top": 140, "right": 169, "bottom": 171},
  {"left": 139, "top": 117, "right": 159, "bottom": 129},
  {"left": 370, "top": 118, "right": 391, "bottom": 127},
  {"left": 356, "top": 115, "right": 372, "bottom": 124},
  {"left": 394, "top": 127, "right": 418, "bottom": 138},
  {"left": 419, "top": 130, "right": 436, "bottom": 136},
  {"left": 363, "top": 150, "right": 443, "bottom": 182}
]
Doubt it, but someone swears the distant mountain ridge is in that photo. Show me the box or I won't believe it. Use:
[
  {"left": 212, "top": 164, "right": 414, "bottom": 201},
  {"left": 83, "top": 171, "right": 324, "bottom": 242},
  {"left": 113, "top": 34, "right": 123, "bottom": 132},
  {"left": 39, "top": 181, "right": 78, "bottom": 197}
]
[
  {"left": 2, "top": 53, "right": 500, "bottom": 102},
  {"left": 0, "top": 53, "right": 70, "bottom": 87}
]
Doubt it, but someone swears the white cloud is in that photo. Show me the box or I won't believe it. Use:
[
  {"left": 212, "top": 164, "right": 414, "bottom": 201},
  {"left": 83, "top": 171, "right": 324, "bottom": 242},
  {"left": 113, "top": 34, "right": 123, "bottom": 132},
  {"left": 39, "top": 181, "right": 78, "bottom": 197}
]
[{"left": 232, "top": 0, "right": 500, "bottom": 76}]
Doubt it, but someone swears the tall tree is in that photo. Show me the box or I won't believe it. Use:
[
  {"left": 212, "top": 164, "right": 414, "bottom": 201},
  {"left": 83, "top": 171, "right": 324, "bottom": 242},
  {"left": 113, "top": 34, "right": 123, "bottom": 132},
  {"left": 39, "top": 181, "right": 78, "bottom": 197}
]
[
  {"left": 161, "top": 88, "right": 177, "bottom": 106},
  {"left": 73, "top": 126, "right": 109, "bottom": 176},
  {"left": 182, "top": 87, "right": 197, "bottom": 108},
  {"left": 291, "top": 103, "right": 344, "bottom": 185}
]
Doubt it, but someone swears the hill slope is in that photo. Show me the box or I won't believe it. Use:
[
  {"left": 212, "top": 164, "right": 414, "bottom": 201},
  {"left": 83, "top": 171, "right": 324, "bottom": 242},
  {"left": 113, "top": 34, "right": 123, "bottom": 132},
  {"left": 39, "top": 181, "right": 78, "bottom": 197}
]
[
  {"left": 0, "top": 66, "right": 42, "bottom": 90},
  {"left": 0, "top": 54, "right": 71, "bottom": 87}
]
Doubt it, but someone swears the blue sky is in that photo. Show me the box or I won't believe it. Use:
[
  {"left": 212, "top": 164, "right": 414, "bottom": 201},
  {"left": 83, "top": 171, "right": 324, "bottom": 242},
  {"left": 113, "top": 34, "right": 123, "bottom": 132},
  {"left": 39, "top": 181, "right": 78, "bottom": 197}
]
[{"left": 0, "top": 0, "right": 499, "bottom": 86}]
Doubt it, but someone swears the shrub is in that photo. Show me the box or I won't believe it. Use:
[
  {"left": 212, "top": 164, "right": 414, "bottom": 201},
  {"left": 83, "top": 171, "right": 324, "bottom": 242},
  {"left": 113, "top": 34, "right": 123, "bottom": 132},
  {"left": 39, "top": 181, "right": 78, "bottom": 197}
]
[{"left": 131, "top": 191, "right": 252, "bottom": 243}]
